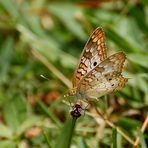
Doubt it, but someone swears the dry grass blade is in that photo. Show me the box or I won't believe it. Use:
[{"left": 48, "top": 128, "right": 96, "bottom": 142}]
[
  {"left": 93, "top": 106, "right": 135, "bottom": 145},
  {"left": 133, "top": 115, "right": 148, "bottom": 148},
  {"left": 31, "top": 49, "right": 71, "bottom": 88}
]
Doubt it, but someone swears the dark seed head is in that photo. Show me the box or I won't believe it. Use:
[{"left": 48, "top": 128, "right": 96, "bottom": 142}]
[
  {"left": 71, "top": 110, "right": 81, "bottom": 118},
  {"left": 70, "top": 104, "right": 83, "bottom": 118}
]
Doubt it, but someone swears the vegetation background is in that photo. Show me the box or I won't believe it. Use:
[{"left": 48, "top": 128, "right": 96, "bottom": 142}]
[{"left": 0, "top": 0, "right": 147, "bottom": 148}]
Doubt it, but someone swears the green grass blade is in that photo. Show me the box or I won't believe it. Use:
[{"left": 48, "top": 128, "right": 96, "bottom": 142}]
[
  {"left": 117, "top": 133, "right": 122, "bottom": 148},
  {"left": 105, "top": 27, "right": 140, "bottom": 52},
  {"left": 43, "top": 129, "right": 52, "bottom": 148},
  {"left": 36, "top": 97, "right": 62, "bottom": 127},
  {"left": 138, "top": 131, "right": 147, "bottom": 148},
  {"left": 130, "top": 6, "right": 148, "bottom": 34},
  {"left": 0, "top": 37, "right": 14, "bottom": 85},
  {"left": 112, "top": 128, "right": 117, "bottom": 148},
  {"left": 78, "top": 137, "right": 88, "bottom": 148},
  {"left": 54, "top": 116, "right": 77, "bottom": 148},
  {"left": 48, "top": 3, "right": 87, "bottom": 41},
  {"left": 0, "top": 0, "right": 19, "bottom": 19}
]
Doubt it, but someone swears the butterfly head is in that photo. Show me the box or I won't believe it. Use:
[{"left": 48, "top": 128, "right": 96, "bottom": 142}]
[{"left": 65, "top": 87, "right": 77, "bottom": 97}]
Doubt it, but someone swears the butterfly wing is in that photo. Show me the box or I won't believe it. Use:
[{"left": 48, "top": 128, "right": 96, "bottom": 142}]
[
  {"left": 77, "top": 52, "right": 128, "bottom": 99},
  {"left": 72, "top": 28, "right": 107, "bottom": 87}
]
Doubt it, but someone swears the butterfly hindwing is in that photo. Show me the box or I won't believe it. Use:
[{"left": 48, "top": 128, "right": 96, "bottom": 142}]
[{"left": 77, "top": 52, "right": 128, "bottom": 99}]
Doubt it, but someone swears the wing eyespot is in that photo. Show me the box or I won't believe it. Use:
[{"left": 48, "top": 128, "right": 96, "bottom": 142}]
[
  {"left": 111, "top": 84, "right": 114, "bottom": 86},
  {"left": 93, "top": 62, "right": 97, "bottom": 66}
]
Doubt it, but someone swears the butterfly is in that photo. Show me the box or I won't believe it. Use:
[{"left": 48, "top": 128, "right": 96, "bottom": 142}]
[{"left": 66, "top": 27, "right": 128, "bottom": 101}]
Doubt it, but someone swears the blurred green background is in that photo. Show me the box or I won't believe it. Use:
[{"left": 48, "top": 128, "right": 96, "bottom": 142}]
[{"left": 0, "top": 0, "right": 148, "bottom": 148}]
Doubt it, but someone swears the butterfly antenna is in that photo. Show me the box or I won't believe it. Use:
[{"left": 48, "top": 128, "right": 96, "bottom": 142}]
[{"left": 40, "top": 75, "right": 50, "bottom": 81}]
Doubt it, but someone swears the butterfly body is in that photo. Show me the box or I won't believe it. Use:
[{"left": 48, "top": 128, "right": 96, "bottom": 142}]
[
  {"left": 66, "top": 28, "right": 128, "bottom": 101},
  {"left": 67, "top": 87, "right": 87, "bottom": 100}
]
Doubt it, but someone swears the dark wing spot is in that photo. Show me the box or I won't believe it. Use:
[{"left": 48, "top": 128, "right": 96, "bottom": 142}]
[
  {"left": 109, "top": 78, "right": 112, "bottom": 81},
  {"left": 112, "top": 84, "right": 114, "bottom": 86},
  {"left": 93, "top": 62, "right": 97, "bottom": 66}
]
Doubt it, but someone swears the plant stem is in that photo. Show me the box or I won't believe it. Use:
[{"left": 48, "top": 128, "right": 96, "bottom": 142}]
[
  {"left": 133, "top": 115, "right": 148, "bottom": 148},
  {"left": 54, "top": 116, "right": 77, "bottom": 148}
]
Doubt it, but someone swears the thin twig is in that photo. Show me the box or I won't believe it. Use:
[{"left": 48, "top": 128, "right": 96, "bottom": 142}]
[
  {"left": 31, "top": 49, "right": 71, "bottom": 88},
  {"left": 133, "top": 115, "right": 148, "bottom": 148},
  {"left": 94, "top": 106, "right": 135, "bottom": 145}
]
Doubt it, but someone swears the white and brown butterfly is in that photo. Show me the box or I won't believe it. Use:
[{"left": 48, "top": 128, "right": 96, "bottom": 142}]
[{"left": 66, "top": 27, "right": 128, "bottom": 101}]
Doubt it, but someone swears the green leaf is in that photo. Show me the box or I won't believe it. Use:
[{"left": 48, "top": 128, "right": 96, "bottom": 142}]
[
  {"left": 0, "top": 123, "right": 13, "bottom": 138},
  {"left": 16, "top": 115, "right": 42, "bottom": 136},
  {"left": 3, "top": 92, "right": 28, "bottom": 131},
  {"left": 54, "top": 116, "right": 77, "bottom": 148},
  {"left": 0, "top": 140, "right": 16, "bottom": 148}
]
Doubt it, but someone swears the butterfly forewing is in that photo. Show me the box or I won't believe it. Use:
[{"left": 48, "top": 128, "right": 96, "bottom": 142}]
[
  {"left": 72, "top": 28, "right": 107, "bottom": 87},
  {"left": 77, "top": 52, "right": 128, "bottom": 99}
]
